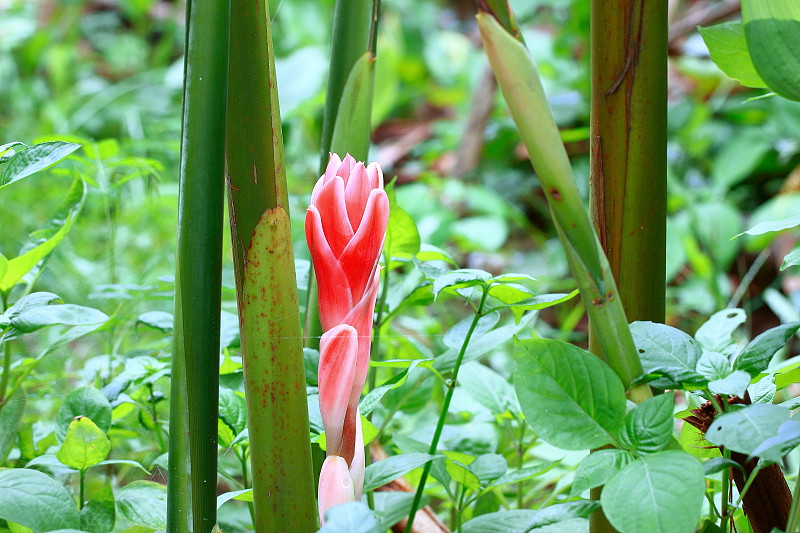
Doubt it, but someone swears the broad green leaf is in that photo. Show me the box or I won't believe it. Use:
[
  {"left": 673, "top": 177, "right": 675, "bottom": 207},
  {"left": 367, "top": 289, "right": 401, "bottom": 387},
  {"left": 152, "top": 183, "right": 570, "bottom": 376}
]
[
  {"left": 468, "top": 454, "right": 507, "bottom": 486},
  {"left": 695, "top": 309, "right": 746, "bottom": 353},
  {"left": 318, "top": 502, "right": 381, "bottom": 533},
  {"left": 0, "top": 388, "right": 25, "bottom": 460},
  {"left": 708, "top": 370, "right": 751, "bottom": 398},
  {"left": 699, "top": 21, "right": 767, "bottom": 88},
  {"left": 10, "top": 304, "right": 108, "bottom": 334},
  {"left": 0, "top": 254, "right": 7, "bottom": 283},
  {"left": 432, "top": 269, "right": 491, "bottom": 299},
  {"left": 0, "top": 469, "right": 80, "bottom": 531},
  {"left": 523, "top": 500, "right": 599, "bottom": 530},
  {"left": 751, "top": 419, "right": 800, "bottom": 462},
  {"left": 742, "top": 0, "right": 800, "bottom": 101},
  {"left": 738, "top": 214, "right": 800, "bottom": 238},
  {"left": 0, "top": 292, "right": 61, "bottom": 325},
  {"left": 384, "top": 180, "right": 421, "bottom": 267},
  {"left": 56, "top": 387, "right": 112, "bottom": 442},
  {"left": 499, "top": 290, "right": 579, "bottom": 324},
  {"left": 136, "top": 311, "right": 173, "bottom": 333},
  {"left": 630, "top": 321, "right": 703, "bottom": 387},
  {"left": 696, "top": 351, "right": 731, "bottom": 381},
  {"left": 679, "top": 419, "right": 721, "bottom": 459},
  {"left": 115, "top": 481, "right": 167, "bottom": 530},
  {"left": 710, "top": 128, "right": 772, "bottom": 191},
  {"left": 329, "top": 52, "right": 374, "bottom": 162},
  {"left": 513, "top": 339, "right": 626, "bottom": 450},
  {"left": 0, "top": 141, "right": 81, "bottom": 190},
  {"left": 457, "top": 362, "right": 520, "bottom": 415},
  {"left": 56, "top": 416, "right": 111, "bottom": 471},
  {"left": 363, "top": 453, "right": 441, "bottom": 493},
  {"left": 80, "top": 481, "right": 115, "bottom": 533},
  {"left": 462, "top": 501, "right": 598, "bottom": 533},
  {"left": 734, "top": 322, "right": 800, "bottom": 376},
  {"left": 359, "top": 360, "right": 432, "bottom": 417},
  {"left": 571, "top": 449, "right": 633, "bottom": 497},
  {"left": 749, "top": 374, "right": 777, "bottom": 404},
  {"left": 218, "top": 388, "right": 247, "bottom": 436},
  {"left": 446, "top": 459, "right": 481, "bottom": 490},
  {"left": 619, "top": 394, "right": 674, "bottom": 454},
  {"left": 601, "top": 451, "right": 704, "bottom": 533},
  {"left": 706, "top": 403, "right": 789, "bottom": 456},
  {"left": 487, "top": 282, "right": 535, "bottom": 305}
]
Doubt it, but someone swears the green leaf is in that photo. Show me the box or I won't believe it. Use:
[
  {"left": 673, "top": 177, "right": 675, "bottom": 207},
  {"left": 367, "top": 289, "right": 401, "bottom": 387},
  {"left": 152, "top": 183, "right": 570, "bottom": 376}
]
[
  {"left": 619, "top": 394, "right": 674, "bottom": 454},
  {"left": 695, "top": 309, "right": 746, "bottom": 353},
  {"left": 709, "top": 370, "right": 751, "bottom": 398},
  {"left": 444, "top": 312, "right": 499, "bottom": 349},
  {"left": 630, "top": 321, "right": 703, "bottom": 387},
  {"left": 486, "top": 460, "right": 561, "bottom": 490},
  {"left": 751, "top": 419, "right": 800, "bottom": 462},
  {"left": 462, "top": 501, "right": 598, "bottom": 533},
  {"left": 696, "top": 351, "right": 731, "bottom": 381},
  {"left": 706, "top": 403, "right": 789, "bottom": 456},
  {"left": 679, "top": 419, "right": 721, "bottom": 459},
  {"left": 446, "top": 459, "right": 481, "bottom": 490},
  {"left": 710, "top": 128, "right": 773, "bottom": 190},
  {"left": 469, "top": 454, "right": 507, "bottom": 486},
  {"left": 136, "top": 311, "right": 173, "bottom": 333},
  {"left": 217, "top": 489, "right": 253, "bottom": 509},
  {"left": 363, "top": 453, "right": 442, "bottom": 493},
  {"left": 699, "top": 21, "right": 768, "bottom": 88},
  {"left": 0, "top": 141, "right": 81, "bottom": 190},
  {"left": 0, "top": 176, "right": 85, "bottom": 291},
  {"left": 742, "top": 0, "right": 800, "bottom": 101},
  {"left": 329, "top": 52, "right": 375, "bottom": 162},
  {"left": 601, "top": 451, "right": 705, "bottom": 533},
  {"left": 782, "top": 241, "right": 800, "bottom": 270},
  {"left": 56, "top": 417, "right": 111, "bottom": 471},
  {"left": 0, "top": 388, "right": 26, "bottom": 460},
  {"left": 10, "top": 304, "right": 108, "bottom": 334},
  {"left": 0, "top": 469, "right": 80, "bottom": 531},
  {"left": 318, "top": 502, "right": 381, "bottom": 533},
  {"left": 432, "top": 269, "right": 491, "bottom": 299},
  {"left": 372, "top": 492, "right": 427, "bottom": 532},
  {"left": 571, "top": 449, "right": 633, "bottom": 497},
  {"left": 513, "top": 339, "right": 626, "bottom": 450},
  {"left": 80, "top": 481, "right": 115, "bottom": 533},
  {"left": 702, "top": 457, "right": 744, "bottom": 476},
  {"left": 738, "top": 214, "right": 800, "bottom": 238},
  {"left": 56, "top": 387, "right": 112, "bottom": 442},
  {"left": 358, "top": 360, "right": 431, "bottom": 417},
  {"left": 115, "top": 481, "right": 167, "bottom": 530},
  {"left": 734, "top": 322, "right": 800, "bottom": 376},
  {"left": 0, "top": 254, "right": 7, "bottom": 283},
  {"left": 749, "top": 374, "right": 777, "bottom": 404},
  {"left": 218, "top": 388, "right": 247, "bottom": 436},
  {"left": 384, "top": 180, "right": 421, "bottom": 267},
  {"left": 462, "top": 510, "right": 536, "bottom": 533},
  {"left": 457, "top": 362, "right": 520, "bottom": 415}
]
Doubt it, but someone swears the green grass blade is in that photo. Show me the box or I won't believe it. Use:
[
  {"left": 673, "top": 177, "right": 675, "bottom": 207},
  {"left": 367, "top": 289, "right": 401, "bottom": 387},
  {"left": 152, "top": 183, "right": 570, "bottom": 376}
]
[{"left": 167, "top": 0, "right": 230, "bottom": 529}]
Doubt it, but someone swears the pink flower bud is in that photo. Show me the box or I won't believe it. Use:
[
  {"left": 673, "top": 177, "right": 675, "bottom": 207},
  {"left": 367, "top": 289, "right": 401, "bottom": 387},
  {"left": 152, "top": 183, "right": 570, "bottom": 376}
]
[
  {"left": 318, "top": 324, "right": 358, "bottom": 457},
  {"left": 318, "top": 456, "right": 355, "bottom": 525},
  {"left": 306, "top": 153, "right": 389, "bottom": 331}
]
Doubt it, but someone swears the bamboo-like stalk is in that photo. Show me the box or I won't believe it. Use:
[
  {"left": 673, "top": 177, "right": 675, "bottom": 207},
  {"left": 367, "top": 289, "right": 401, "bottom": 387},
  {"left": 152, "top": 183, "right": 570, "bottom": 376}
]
[
  {"left": 476, "top": 11, "right": 650, "bottom": 401},
  {"left": 227, "top": 0, "right": 316, "bottom": 530},
  {"left": 588, "top": 4, "right": 667, "bottom": 532},
  {"left": 167, "top": 0, "right": 229, "bottom": 529}
]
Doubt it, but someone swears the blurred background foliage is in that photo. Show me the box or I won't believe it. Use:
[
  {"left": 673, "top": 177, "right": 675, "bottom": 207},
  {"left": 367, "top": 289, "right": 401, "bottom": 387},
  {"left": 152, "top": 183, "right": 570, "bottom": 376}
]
[{"left": 2, "top": 0, "right": 800, "bottom": 528}]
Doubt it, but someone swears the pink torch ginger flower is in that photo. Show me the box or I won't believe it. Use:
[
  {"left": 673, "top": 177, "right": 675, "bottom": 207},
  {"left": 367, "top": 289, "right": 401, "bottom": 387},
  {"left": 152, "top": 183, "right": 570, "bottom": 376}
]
[{"left": 307, "top": 153, "right": 388, "bottom": 522}]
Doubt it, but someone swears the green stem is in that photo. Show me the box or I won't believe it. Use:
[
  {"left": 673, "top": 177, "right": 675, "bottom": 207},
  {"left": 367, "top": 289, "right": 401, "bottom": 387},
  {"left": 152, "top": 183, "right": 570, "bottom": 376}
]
[
  {"left": 367, "top": 256, "right": 390, "bottom": 417},
  {"left": 787, "top": 470, "right": 800, "bottom": 532},
  {"left": 0, "top": 337, "right": 10, "bottom": 409},
  {"left": 721, "top": 449, "right": 731, "bottom": 532},
  {"left": 404, "top": 288, "right": 489, "bottom": 533},
  {"left": 79, "top": 468, "right": 86, "bottom": 510},
  {"left": 240, "top": 451, "right": 255, "bottom": 526}
]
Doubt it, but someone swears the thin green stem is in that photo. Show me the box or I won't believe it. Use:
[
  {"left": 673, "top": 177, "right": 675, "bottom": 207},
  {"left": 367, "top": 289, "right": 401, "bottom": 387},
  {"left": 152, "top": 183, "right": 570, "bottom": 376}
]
[
  {"left": 404, "top": 288, "right": 489, "bottom": 533},
  {"left": 788, "top": 471, "right": 800, "bottom": 532},
  {"left": 367, "top": 258, "right": 390, "bottom": 417},
  {"left": 721, "top": 449, "right": 731, "bottom": 532},
  {"left": 517, "top": 422, "right": 525, "bottom": 509},
  {"left": 240, "top": 451, "right": 255, "bottom": 525},
  {"left": 0, "top": 338, "right": 10, "bottom": 409},
  {"left": 79, "top": 469, "right": 86, "bottom": 510},
  {"left": 734, "top": 462, "right": 763, "bottom": 508}
]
